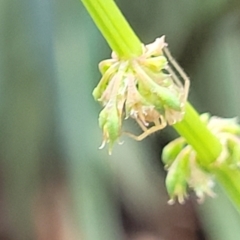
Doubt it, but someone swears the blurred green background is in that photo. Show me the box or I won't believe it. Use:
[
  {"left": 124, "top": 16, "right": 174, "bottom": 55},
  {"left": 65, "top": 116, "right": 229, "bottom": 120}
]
[{"left": 1, "top": 0, "right": 240, "bottom": 239}]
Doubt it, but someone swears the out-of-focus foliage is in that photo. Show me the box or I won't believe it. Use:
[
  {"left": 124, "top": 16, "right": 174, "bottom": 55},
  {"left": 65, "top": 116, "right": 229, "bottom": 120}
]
[{"left": 0, "top": 0, "right": 240, "bottom": 239}]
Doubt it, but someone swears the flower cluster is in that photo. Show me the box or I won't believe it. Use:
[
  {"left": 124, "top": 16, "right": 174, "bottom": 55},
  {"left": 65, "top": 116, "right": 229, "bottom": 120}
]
[
  {"left": 93, "top": 36, "right": 190, "bottom": 153},
  {"left": 162, "top": 113, "right": 240, "bottom": 204}
]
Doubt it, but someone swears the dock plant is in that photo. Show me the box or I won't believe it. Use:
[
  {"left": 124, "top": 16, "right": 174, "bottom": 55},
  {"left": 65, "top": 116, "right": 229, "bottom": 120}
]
[{"left": 81, "top": 0, "right": 240, "bottom": 212}]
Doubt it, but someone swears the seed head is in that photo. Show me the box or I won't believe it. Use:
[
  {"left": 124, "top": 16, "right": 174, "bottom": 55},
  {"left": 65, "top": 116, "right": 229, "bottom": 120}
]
[
  {"left": 162, "top": 113, "right": 240, "bottom": 203},
  {"left": 93, "top": 36, "right": 190, "bottom": 153}
]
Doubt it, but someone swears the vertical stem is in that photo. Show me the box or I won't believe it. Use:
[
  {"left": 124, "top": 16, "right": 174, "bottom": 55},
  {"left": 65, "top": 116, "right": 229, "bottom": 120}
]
[
  {"left": 81, "top": 0, "right": 142, "bottom": 58},
  {"left": 212, "top": 164, "right": 240, "bottom": 213},
  {"left": 173, "top": 103, "right": 222, "bottom": 167}
]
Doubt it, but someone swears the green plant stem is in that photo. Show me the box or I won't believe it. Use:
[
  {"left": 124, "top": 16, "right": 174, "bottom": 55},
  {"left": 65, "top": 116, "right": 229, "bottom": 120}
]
[
  {"left": 81, "top": 0, "right": 240, "bottom": 213},
  {"left": 81, "top": 0, "right": 142, "bottom": 58},
  {"left": 212, "top": 164, "right": 240, "bottom": 213},
  {"left": 173, "top": 103, "right": 222, "bottom": 167}
]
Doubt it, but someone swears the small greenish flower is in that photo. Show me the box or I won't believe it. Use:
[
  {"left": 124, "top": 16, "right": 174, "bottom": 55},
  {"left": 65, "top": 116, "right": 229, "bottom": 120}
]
[
  {"left": 162, "top": 137, "right": 186, "bottom": 168},
  {"left": 162, "top": 113, "right": 240, "bottom": 203},
  {"left": 93, "top": 36, "right": 190, "bottom": 152},
  {"left": 188, "top": 157, "right": 216, "bottom": 203},
  {"left": 98, "top": 100, "right": 122, "bottom": 155},
  {"left": 166, "top": 146, "right": 191, "bottom": 204}
]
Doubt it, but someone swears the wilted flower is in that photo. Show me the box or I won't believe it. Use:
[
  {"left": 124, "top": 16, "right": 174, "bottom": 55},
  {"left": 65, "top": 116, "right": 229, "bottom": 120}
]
[{"left": 93, "top": 36, "right": 190, "bottom": 152}]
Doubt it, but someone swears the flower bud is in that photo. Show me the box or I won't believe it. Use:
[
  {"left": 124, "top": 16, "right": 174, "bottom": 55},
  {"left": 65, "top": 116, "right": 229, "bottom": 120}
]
[
  {"left": 200, "top": 112, "right": 211, "bottom": 124},
  {"left": 226, "top": 136, "right": 240, "bottom": 167},
  {"left": 99, "top": 59, "right": 116, "bottom": 75},
  {"left": 162, "top": 137, "right": 186, "bottom": 168},
  {"left": 93, "top": 62, "right": 119, "bottom": 101},
  {"left": 144, "top": 56, "right": 168, "bottom": 72},
  {"left": 219, "top": 119, "right": 240, "bottom": 134},
  {"left": 144, "top": 36, "right": 167, "bottom": 56},
  {"left": 166, "top": 146, "right": 191, "bottom": 204},
  {"left": 135, "top": 66, "right": 182, "bottom": 112},
  {"left": 99, "top": 102, "right": 122, "bottom": 154}
]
